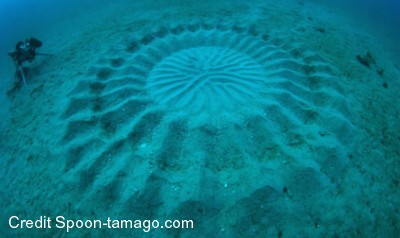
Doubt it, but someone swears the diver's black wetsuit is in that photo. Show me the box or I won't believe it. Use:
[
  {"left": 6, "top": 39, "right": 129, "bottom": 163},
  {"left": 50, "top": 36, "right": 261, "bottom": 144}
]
[{"left": 9, "top": 37, "right": 42, "bottom": 66}]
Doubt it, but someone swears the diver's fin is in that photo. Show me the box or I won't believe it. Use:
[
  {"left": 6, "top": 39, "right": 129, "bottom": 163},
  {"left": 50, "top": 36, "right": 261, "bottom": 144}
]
[{"left": 8, "top": 51, "right": 17, "bottom": 57}]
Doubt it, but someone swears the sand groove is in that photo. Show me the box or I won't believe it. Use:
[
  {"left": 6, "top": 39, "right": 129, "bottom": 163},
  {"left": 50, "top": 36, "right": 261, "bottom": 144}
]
[
  {"left": 60, "top": 21, "right": 354, "bottom": 214},
  {"left": 147, "top": 46, "right": 265, "bottom": 113}
]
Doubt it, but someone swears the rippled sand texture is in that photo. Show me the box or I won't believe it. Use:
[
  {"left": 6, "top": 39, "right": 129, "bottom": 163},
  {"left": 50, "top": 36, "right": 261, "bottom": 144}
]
[
  {"left": 62, "top": 19, "right": 354, "bottom": 236},
  {"left": 1, "top": 0, "right": 400, "bottom": 237}
]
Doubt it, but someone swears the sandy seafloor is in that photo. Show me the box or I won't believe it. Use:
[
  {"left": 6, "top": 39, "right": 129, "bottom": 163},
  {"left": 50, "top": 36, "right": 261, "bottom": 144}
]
[{"left": 1, "top": 0, "right": 400, "bottom": 237}]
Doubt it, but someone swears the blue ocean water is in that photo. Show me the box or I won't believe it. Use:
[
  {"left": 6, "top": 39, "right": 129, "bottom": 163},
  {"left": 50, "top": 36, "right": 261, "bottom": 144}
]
[
  {"left": 0, "top": 0, "right": 116, "bottom": 64},
  {"left": 1, "top": 0, "right": 399, "bottom": 237},
  {"left": 315, "top": 0, "right": 400, "bottom": 34}
]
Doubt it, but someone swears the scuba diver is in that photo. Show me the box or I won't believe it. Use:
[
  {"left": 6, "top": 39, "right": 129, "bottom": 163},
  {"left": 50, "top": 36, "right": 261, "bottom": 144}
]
[{"left": 8, "top": 37, "right": 50, "bottom": 86}]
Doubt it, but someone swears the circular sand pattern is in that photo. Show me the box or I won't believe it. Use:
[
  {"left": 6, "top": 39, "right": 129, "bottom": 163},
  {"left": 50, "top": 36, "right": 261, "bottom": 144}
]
[
  {"left": 60, "top": 21, "right": 354, "bottom": 231},
  {"left": 147, "top": 46, "right": 265, "bottom": 113}
]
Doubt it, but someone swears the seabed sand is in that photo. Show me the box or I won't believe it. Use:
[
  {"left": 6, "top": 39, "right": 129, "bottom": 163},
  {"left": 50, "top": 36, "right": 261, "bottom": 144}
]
[{"left": 1, "top": 0, "right": 399, "bottom": 237}]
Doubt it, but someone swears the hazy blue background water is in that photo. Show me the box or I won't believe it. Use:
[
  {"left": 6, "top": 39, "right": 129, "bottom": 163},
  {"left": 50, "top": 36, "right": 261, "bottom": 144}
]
[
  {"left": 1, "top": 0, "right": 399, "bottom": 61},
  {"left": 0, "top": 0, "right": 117, "bottom": 66},
  {"left": 314, "top": 0, "right": 400, "bottom": 31},
  {"left": 1, "top": 0, "right": 399, "bottom": 67}
]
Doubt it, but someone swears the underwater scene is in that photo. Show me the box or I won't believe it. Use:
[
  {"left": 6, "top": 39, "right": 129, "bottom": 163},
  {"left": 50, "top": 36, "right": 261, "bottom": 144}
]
[{"left": 0, "top": 0, "right": 399, "bottom": 237}]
